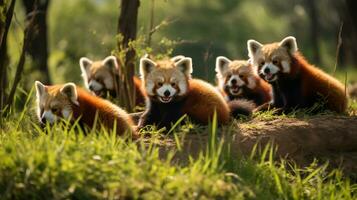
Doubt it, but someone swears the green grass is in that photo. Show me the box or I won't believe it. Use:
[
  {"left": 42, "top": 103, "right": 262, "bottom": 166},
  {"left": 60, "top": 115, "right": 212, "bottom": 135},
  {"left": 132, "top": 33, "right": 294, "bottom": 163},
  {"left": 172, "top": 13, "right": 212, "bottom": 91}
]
[
  {"left": 333, "top": 67, "right": 357, "bottom": 84},
  {"left": 0, "top": 102, "right": 356, "bottom": 199}
]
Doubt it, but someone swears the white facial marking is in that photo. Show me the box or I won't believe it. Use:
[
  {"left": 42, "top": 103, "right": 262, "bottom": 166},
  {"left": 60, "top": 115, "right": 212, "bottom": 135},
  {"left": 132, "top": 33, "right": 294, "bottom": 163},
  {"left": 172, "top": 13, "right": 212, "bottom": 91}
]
[
  {"left": 281, "top": 61, "right": 291, "bottom": 73},
  {"left": 178, "top": 81, "right": 187, "bottom": 96},
  {"left": 88, "top": 80, "right": 103, "bottom": 91},
  {"left": 42, "top": 110, "right": 57, "bottom": 124},
  {"left": 156, "top": 84, "right": 177, "bottom": 97},
  {"left": 260, "top": 62, "right": 280, "bottom": 75},
  {"left": 227, "top": 75, "right": 244, "bottom": 87},
  {"left": 156, "top": 84, "right": 178, "bottom": 103},
  {"left": 62, "top": 108, "right": 72, "bottom": 120}
]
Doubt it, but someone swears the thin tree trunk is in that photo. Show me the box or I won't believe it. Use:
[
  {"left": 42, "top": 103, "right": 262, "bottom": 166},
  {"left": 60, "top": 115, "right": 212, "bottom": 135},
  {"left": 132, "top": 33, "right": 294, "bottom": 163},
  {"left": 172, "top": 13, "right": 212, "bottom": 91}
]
[
  {"left": 0, "top": 0, "right": 8, "bottom": 45},
  {"left": 0, "top": 0, "right": 16, "bottom": 111},
  {"left": 22, "top": 0, "right": 51, "bottom": 84},
  {"left": 342, "top": 0, "right": 357, "bottom": 66},
  {"left": 117, "top": 0, "right": 140, "bottom": 111},
  {"left": 147, "top": 0, "right": 155, "bottom": 46},
  {"left": 4, "top": 6, "right": 36, "bottom": 116}
]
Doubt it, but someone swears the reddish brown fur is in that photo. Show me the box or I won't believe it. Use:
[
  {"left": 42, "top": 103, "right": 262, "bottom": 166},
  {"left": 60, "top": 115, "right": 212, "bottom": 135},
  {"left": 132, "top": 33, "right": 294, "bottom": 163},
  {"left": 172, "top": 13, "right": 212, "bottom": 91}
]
[
  {"left": 293, "top": 53, "right": 348, "bottom": 113},
  {"left": 133, "top": 76, "right": 146, "bottom": 105},
  {"left": 251, "top": 38, "right": 348, "bottom": 113},
  {"left": 47, "top": 85, "right": 138, "bottom": 138},
  {"left": 83, "top": 58, "right": 146, "bottom": 106},
  {"left": 181, "top": 79, "right": 230, "bottom": 124},
  {"left": 246, "top": 76, "right": 271, "bottom": 104},
  {"left": 139, "top": 57, "right": 230, "bottom": 128},
  {"left": 219, "top": 71, "right": 272, "bottom": 106}
]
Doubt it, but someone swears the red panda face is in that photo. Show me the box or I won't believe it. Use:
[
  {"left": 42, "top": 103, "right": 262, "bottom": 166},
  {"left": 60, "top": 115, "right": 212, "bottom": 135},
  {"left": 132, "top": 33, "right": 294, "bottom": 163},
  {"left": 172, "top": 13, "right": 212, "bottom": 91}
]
[
  {"left": 79, "top": 56, "right": 118, "bottom": 97},
  {"left": 215, "top": 57, "right": 257, "bottom": 96},
  {"left": 35, "top": 81, "right": 79, "bottom": 124},
  {"left": 139, "top": 56, "right": 192, "bottom": 103},
  {"left": 247, "top": 36, "right": 298, "bottom": 82}
]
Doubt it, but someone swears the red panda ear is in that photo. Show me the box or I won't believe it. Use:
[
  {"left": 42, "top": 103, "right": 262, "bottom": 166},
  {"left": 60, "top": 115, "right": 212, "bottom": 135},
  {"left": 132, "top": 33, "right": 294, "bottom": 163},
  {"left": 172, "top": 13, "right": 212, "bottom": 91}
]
[
  {"left": 35, "top": 81, "right": 46, "bottom": 98},
  {"left": 142, "top": 53, "right": 151, "bottom": 59},
  {"left": 279, "top": 36, "right": 298, "bottom": 54},
  {"left": 215, "top": 56, "right": 231, "bottom": 75},
  {"left": 60, "top": 83, "right": 79, "bottom": 106},
  {"left": 175, "top": 57, "right": 193, "bottom": 76},
  {"left": 79, "top": 57, "right": 92, "bottom": 81},
  {"left": 139, "top": 57, "right": 156, "bottom": 78},
  {"left": 171, "top": 55, "right": 185, "bottom": 63},
  {"left": 247, "top": 39, "right": 263, "bottom": 59},
  {"left": 103, "top": 56, "right": 119, "bottom": 72},
  {"left": 79, "top": 57, "right": 92, "bottom": 72}
]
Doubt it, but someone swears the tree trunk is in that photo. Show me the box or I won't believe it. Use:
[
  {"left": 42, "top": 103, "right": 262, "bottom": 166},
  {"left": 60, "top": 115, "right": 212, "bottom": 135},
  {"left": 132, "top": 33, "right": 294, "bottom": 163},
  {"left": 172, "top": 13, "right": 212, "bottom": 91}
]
[
  {"left": 305, "top": 0, "right": 321, "bottom": 64},
  {"left": 4, "top": 6, "right": 36, "bottom": 116},
  {"left": 340, "top": 0, "right": 357, "bottom": 67},
  {"left": 22, "top": 0, "right": 51, "bottom": 84},
  {"left": 345, "top": 0, "right": 357, "bottom": 29},
  {"left": 0, "top": 0, "right": 15, "bottom": 112},
  {"left": 117, "top": 0, "right": 140, "bottom": 111}
]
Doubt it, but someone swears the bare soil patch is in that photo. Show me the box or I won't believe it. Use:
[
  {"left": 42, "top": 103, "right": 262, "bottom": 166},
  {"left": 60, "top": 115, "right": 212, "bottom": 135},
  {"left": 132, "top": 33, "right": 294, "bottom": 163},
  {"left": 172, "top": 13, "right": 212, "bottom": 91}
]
[{"left": 159, "top": 115, "right": 357, "bottom": 174}]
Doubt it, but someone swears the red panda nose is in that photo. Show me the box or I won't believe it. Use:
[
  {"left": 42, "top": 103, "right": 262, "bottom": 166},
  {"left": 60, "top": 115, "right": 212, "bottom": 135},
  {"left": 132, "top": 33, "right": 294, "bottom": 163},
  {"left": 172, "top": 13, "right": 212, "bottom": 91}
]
[
  {"left": 164, "top": 90, "right": 171, "bottom": 97},
  {"left": 231, "top": 79, "right": 237, "bottom": 85},
  {"left": 89, "top": 85, "right": 94, "bottom": 90},
  {"left": 41, "top": 117, "right": 47, "bottom": 124},
  {"left": 264, "top": 68, "right": 270, "bottom": 74}
]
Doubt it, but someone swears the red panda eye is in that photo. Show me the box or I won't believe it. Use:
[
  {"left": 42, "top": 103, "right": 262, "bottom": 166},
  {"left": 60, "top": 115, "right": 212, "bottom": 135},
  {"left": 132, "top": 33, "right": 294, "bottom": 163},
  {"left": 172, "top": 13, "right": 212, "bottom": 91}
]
[
  {"left": 260, "top": 61, "right": 265, "bottom": 66},
  {"left": 157, "top": 82, "right": 163, "bottom": 87},
  {"left": 171, "top": 82, "right": 176, "bottom": 87},
  {"left": 272, "top": 60, "right": 279, "bottom": 65},
  {"left": 51, "top": 107, "right": 59, "bottom": 113},
  {"left": 239, "top": 75, "right": 244, "bottom": 78}
]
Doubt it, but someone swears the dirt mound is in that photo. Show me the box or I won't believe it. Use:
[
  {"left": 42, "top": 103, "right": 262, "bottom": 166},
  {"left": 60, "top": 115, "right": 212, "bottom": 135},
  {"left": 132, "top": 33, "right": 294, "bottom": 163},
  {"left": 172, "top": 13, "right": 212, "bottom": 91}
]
[
  {"left": 236, "top": 115, "right": 357, "bottom": 168},
  {"left": 160, "top": 115, "right": 357, "bottom": 173}
]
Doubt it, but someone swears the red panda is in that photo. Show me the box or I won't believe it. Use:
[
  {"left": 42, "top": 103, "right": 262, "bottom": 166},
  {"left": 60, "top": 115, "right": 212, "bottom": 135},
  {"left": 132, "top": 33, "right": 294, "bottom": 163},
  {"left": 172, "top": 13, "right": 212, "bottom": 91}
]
[
  {"left": 137, "top": 55, "right": 252, "bottom": 129},
  {"left": 247, "top": 36, "right": 348, "bottom": 113},
  {"left": 79, "top": 55, "right": 146, "bottom": 106},
  {"left": 215, "top": 56, "right": 272, "bottom": 106},
  {"left": 35, "top": 81, "right": 138, "bottom": 139}
]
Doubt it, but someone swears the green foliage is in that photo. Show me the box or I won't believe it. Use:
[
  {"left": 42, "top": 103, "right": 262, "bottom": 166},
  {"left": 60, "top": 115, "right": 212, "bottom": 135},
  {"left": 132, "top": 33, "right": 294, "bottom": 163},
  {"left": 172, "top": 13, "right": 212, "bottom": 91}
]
[
  {"left": 48, "top": 0, "right": 118, "bottom": 85},
  {"left": 0, "top": 2, "right": 7, "bottom": 25},
  {"left": 6, "top": 0, "right": 354, "bottom": 89}
]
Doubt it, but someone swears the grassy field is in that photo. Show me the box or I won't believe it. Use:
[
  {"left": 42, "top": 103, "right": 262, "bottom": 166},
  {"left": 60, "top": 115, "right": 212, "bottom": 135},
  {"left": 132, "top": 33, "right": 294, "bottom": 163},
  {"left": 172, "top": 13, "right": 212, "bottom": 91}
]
[{"left": 0, "top": 91, "right": 356, "bottom": 200}]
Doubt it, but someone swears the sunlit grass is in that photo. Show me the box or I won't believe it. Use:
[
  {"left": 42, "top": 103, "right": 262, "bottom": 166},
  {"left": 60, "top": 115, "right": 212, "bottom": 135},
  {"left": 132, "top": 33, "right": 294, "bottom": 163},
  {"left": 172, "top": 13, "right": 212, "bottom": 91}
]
[{"left": 0, "top": 100, "right": 356, "bottom": 199}]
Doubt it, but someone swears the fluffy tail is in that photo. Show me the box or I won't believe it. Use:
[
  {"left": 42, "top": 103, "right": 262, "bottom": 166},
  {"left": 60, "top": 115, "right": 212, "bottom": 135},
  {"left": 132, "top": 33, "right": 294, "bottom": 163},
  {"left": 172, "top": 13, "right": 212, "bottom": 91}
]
[{"left": 228, "top": 99, "right": 255, "bottom": 118}]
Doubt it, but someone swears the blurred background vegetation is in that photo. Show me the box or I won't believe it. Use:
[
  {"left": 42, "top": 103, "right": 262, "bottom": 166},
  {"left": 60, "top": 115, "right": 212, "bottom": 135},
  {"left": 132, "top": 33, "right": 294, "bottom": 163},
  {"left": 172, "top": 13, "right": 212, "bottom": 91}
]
[{"left": 2, "top": 0, "right": 357, "bottom": 107}]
